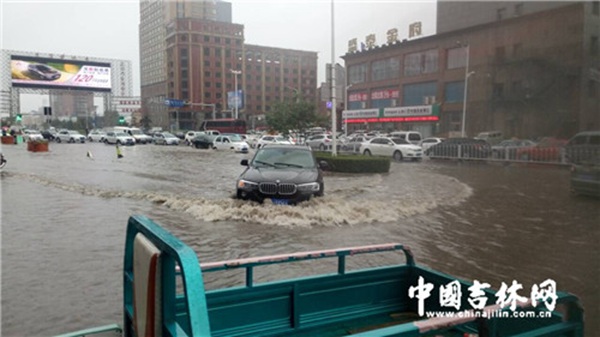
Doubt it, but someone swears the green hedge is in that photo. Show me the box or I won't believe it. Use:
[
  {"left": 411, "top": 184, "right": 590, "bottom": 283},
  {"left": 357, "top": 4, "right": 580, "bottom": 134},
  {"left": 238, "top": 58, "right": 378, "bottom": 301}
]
[{"left": 314, "top": 152, "right": 390, "bottom": 173}]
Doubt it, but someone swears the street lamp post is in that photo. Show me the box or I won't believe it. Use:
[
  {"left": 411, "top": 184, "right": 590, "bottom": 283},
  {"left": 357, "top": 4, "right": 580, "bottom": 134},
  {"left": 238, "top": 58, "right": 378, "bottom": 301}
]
[
  {"left": 230, "top": 69, "right": 242, "bottom": 119},
  {"left": 330, "top": 0, "right": 337, "bottom": 156},
  {"left": 344, "top": 84, "right": 352, "bottom": 137},
  {"left": 461, "top": 44, "right": 474, "bottom": 138}
]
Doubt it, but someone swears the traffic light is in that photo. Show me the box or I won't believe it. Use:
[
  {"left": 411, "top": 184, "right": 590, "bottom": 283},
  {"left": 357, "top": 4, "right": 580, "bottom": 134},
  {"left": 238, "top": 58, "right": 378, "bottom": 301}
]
[
  {"left": 118, "top": 116, "right": 125, "bottom": 124},
  {"left": 15, "top": 114, "right": 22, "bottom": 122}
]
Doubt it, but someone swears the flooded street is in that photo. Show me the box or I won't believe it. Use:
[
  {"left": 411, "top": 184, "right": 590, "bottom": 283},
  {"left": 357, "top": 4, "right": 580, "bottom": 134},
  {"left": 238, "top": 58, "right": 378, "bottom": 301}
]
[{"left": 1, "top": 142, "right": 598, "bottom": 336}]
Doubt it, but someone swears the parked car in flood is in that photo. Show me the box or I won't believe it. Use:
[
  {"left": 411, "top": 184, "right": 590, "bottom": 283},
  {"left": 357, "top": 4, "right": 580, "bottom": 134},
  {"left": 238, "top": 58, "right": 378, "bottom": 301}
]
[
  {"left": 419, "top": 137, "right": 445, "bottom": 153},
  {"left": 491, "top": 139, "right": 536, "bottom": 159},
  {"left": 565, "top": 131, "right": 600, "bottom": 164},
  {"left": 570, "top": 155, "right": 600, "bottom": 198},
  {"left": 255, "top": 135, "right": 293, "bottom": 149},
  {"left": 305, "top": 134, "right": 333, "bottom": 151},
  {"left": 341, "top": 135, "right": 370, "bottom": 153},
  {"left": 55, "top": 130, "right": 86, "bottom": 143},
  {"left": 212, "top": 134, "right": 249, "bottom": 153},
  {"left": 425, "top": 138, "right": 491, "bottom": 159},
  {"left": 104, "top": 131, "right": 135, "bottom": 146},
  {"left": 153, "top": 132, "right": 180, "bottom": 145},
  {"left": 515, "top": 137, "right": 567, "bottom": 162},
  {"left": 191, "top": 134, "right": 213, "bottom": 149},
  {"left": 87, "top": 129, "right": 106, "bottom": 142},
  {"left": 360, "top": 137, "right": 423, "bottom": 161}
]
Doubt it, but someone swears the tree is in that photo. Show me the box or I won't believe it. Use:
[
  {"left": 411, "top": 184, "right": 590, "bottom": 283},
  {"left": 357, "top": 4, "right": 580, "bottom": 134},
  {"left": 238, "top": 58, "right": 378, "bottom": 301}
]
[{"left": 266, "top": 92, "right": 327, "bottom": 135}]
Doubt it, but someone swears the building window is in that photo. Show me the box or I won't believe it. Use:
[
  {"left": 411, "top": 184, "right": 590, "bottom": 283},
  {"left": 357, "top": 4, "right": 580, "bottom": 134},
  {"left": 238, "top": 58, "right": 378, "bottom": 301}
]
[
  {"left": 371, "top": 57, "right": 400, "bottom": 81},
  {"left": 204, "top": 47, "right": 210, "bottom": 56},
  {"left": 402, "top": 82, "right": 436, "bottom": 106},
  {"left": 404, "top": 49, "right": 438, "bottom": 76},
  {"left": 205, "top": 82, "right": 211, "bottom": 88},
  {"left": 447, "top": 47, "right": 467, "bottom": 69},
  {"left": 205, "top": 92, "right": 211, "bottom": 99},
  {"left": 348, "top": 63, "right": 367, "bottom": 84},
  {"left": 204, "top": 61, "right": 210, "bottom": 67},
  {"left": 444, "top": 81, "right": 465, "bottom": 103},
  {"left": 204, "top": 35, "right": 210, "bottom": 42}
]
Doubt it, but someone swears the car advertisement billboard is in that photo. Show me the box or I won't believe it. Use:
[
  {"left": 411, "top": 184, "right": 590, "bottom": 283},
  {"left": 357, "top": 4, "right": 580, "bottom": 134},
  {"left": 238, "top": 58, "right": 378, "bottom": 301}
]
[{"left": 10, "top": 55, "right": 112, "bottom": 92}]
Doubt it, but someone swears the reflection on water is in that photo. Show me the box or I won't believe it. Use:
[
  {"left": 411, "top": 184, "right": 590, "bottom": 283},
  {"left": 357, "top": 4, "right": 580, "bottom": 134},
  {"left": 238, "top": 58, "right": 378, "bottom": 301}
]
[{"left": 1, "top": 144, "right": 598, "bottom": 336}]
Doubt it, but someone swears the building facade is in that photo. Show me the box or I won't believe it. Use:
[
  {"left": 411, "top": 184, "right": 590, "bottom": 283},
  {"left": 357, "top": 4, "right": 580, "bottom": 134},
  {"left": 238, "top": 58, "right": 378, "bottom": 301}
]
[
  {"left": 140, "top": 0, "right": 318, "bottom": 131},
  {"left": 342, "top": 2, "right": 599, "bottom": 139}
]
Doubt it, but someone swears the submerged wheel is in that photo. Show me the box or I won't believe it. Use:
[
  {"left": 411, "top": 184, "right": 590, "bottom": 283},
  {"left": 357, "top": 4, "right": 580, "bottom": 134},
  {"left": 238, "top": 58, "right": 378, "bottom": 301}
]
[{"left": 363, "top": 149, "right": 371, "bottom": 156}]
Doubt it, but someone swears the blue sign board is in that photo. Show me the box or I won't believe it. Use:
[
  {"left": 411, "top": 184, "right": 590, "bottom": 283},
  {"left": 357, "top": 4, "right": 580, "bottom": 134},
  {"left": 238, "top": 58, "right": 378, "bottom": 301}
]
[
  {"left": 164, "top": 99, "right": 186, "bottom": 108},
  {"left": 227, "top": 90, "right": 244, "bottom": 110}
]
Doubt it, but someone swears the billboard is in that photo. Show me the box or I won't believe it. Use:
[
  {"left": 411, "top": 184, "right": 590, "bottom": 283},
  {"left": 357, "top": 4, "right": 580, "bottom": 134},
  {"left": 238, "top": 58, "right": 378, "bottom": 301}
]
[
  {"left": 227, "top": 90, "right": 244, "bottom": 110},
  {"left": 10, "top": 55, "right": 112, "bottom": 92}
]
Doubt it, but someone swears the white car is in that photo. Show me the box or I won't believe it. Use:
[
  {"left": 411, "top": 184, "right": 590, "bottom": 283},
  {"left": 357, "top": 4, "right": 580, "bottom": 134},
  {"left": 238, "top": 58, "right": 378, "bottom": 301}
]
[
  {"left": 104, "top": 131, "right": 135, "bottom": 145},
  {"left": 361, "top": 136, "right": 423, "bottom": 161},
  {"left": 255, "top": 135, "right": 293, "bottom": 149},
  {"left": 184, "top": 131, "right": 204, "bottom": 145},
  {"left": 22, "top": 129, "right": 44, "bottom": 142},
  {"left": 127, "top": 128, "right": 153, "bottom": 144},
  {"left": 55, "top": 130, "right": 86, "bottom": 143},
  {"left": 305, "top": 134, "right": 333, "bottom": 151},
  {"left": 87, "top": 129, "right": 106, "bottom": 142},
  {"left": 419, "top": 137, "right": 445, "bottom": 153},
  {"left": 153, "top": 132, "right": 180, "bottom": 145},
  {"left": 212, "top": 134, "right": 250, "bottom": 153}
]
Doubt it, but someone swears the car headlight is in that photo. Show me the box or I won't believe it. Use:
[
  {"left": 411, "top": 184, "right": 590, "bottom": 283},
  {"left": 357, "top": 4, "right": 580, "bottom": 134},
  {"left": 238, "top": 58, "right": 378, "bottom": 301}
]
[
  {"left": 237, "top": 179, "right": 258, "bottom": 190},
  {"left": 297, "top": 182, "right": 320, "bottom": 192}
]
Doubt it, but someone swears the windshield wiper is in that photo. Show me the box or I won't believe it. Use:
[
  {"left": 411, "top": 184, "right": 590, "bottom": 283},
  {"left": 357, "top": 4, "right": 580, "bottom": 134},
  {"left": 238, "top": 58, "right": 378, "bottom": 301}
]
[
  {"left": 254, "top": 160, "right": 275, "bottom": 167},
  {"left": 274, "top": 162, "right": 303, "bottom": 168}
]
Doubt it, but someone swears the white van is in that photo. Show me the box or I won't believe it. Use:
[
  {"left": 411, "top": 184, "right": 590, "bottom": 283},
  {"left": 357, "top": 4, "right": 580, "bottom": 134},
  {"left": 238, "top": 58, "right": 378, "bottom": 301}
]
[
  {"left": 114, "top": 126, "right": 152, "bottom": 144},
  {"left": 389, "top": 131, "right": 422, "bottom": 145},
  {"left": 475, "top": 131, "right": 503, "bottom": 145}
]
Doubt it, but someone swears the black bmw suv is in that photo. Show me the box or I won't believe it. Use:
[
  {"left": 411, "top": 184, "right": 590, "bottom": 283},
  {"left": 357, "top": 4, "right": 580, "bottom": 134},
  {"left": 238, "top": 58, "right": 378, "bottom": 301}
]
[{"left": 236, "top": 145, "right": 326, "bottom": 205}]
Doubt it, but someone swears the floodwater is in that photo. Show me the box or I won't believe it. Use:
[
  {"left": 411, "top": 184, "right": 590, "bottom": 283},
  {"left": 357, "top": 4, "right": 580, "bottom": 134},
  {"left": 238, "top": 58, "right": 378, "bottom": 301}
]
[{"left": 1, "top": 142, "right": 598, "bottom": 336}]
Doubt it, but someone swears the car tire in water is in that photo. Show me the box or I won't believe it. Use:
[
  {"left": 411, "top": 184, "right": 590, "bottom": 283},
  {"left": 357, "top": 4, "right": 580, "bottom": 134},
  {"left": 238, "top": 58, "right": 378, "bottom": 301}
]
[
  {"left": 315, "top": 182, "right": 324, "bottom": 197},
  {"left": 393, "top": 151, "right": 403, "bottom": 161},
  {"left": 56, "top": 138, "right": 61, "bottom": 143},
  {"left": 319, "top": 144, "right": 325, "bottom": 151},
  {"left": 363, "top": 149, "right": 371, "bottom": 156}
]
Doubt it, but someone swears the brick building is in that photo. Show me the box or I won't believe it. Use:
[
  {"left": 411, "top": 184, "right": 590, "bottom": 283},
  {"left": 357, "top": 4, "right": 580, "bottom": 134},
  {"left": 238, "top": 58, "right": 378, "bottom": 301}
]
[{"left": 342, "top": 2, "right": 599, "bottom": 139}]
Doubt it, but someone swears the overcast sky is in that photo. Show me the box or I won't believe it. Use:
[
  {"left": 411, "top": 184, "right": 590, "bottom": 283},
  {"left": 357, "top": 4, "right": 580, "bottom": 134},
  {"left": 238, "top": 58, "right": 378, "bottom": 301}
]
[{"left": 1, "top": 0, "right": 436, "bottom": 111}]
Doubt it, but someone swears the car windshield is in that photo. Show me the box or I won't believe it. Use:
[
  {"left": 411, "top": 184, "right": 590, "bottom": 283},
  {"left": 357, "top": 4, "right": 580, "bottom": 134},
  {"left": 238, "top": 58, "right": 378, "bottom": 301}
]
[
  {"left": 227, "top": 134, "right": 243, "bottom": 141},
  {"left": 130, "top": 129, "right": 142, "bottom": 135},
  {"left": 274, "top": 136, "right": 288, "bottom": 142},
  {"left": 163, "top": 132, "right": 175, "bottom": 138},
  {"left": 252, "top": 148, "right": 315, "bottom": 168},
  {"left": 115, "top": 132, "right": 128, "bottom": 137}
]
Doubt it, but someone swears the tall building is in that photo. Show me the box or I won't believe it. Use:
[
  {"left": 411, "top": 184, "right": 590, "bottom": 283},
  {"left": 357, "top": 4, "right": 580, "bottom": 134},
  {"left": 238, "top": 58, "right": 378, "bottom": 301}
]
[
  {"left": 139, "top": 0, "right": 318, "bottom": 131},
  {"left": 342, "top": 2, "right": 599, "bottom": 138},
  {"left": 436, "top": 1, "right": 574, "bottom": 34}
]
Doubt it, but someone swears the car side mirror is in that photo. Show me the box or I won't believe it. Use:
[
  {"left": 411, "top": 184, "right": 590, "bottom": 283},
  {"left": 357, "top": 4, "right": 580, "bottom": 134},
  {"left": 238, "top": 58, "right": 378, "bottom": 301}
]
[
  {"left": 241, "top": 159, "right": 249, "bottom": 166},
  {"left": 318, "top": 160, "right": 330, "bottom": 170}
]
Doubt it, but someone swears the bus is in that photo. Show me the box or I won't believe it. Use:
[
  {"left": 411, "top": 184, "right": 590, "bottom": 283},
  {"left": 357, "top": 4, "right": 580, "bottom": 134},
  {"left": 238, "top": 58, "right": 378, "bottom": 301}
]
[{"left": 200, "top": 119, "right": 247, "bottom": 134}]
